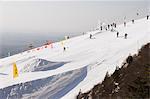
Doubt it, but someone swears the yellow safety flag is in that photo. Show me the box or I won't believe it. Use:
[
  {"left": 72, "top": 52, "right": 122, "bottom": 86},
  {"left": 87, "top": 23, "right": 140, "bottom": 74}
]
[{"left": 13, "top": 62, "right": 19, "bottom": 78}]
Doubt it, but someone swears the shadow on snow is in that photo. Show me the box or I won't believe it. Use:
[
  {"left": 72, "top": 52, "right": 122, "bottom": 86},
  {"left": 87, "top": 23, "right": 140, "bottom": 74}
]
[{"left": 0, "top": 66, "right": 87, "bottom": 99}]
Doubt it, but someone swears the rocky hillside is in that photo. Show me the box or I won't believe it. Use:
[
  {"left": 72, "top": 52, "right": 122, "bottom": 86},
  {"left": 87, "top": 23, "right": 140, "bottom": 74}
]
[{"left": 77, "top": 43, "right": 150, "bottom": 99}]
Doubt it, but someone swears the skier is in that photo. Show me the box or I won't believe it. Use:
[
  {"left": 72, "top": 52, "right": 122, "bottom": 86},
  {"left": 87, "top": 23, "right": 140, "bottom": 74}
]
[
  {"left": 132, "top": 19, "right": 134, "bottom": 24},
  {"left": 124, "top": 33, "right": 128, "bottom": 39},
  {"left": 90, "top": 34, "right": 92, "bottom": 39},
  {"left": 63, "top": 47, "right": 66, "bottom": 51},
  {"left": 124, "top": 22, "right": 126, "bottom": 27},
  {"left": 117, "top": 32, "right": 119, "bottom": 38},
  {"left": 67, "top": 36, "right": 69, "bottom": 39},
  {"left": 100, "top": 26, "right": 103, "bottom": 31},
  {"left": 114, "top": 23, "right": 116, "bottom": 28},
  {"left": 111, "top": 24, "right": 113, "bottom": 27},
  {"left": 105, "top": 27, "right": 108, "bottom": 31},
  {"left": 108, "top": 24, "right": 110, "bottom": 29},
  {"left": 112, "top": 23, "right": 116, "bottom": 28},
  {"left": 147, "top": 15, "right": 149, "bottom": 20}
]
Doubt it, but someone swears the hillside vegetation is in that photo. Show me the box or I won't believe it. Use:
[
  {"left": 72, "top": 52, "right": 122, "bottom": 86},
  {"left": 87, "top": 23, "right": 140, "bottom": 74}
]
[{"left": 77, "top": 43, "right": 150, "bottom": 99}]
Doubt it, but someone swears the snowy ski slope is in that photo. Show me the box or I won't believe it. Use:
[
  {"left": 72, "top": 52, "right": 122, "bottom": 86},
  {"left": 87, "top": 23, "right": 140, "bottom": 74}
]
[{"left": 0, "top": 18, "right": 150, "bottom": 99}]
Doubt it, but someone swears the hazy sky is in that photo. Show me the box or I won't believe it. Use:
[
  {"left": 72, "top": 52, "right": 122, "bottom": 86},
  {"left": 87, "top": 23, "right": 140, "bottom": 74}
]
[
  {"left": 0, "top": 0, "right": 150, "bottom": 58},
  {"left": 0, "top": 0, "right": 149, "bottom": 36}
]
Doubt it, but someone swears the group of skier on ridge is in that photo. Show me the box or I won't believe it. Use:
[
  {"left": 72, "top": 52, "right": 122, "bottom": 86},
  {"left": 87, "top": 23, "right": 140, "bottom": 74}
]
[
  {"left": 89, "top": 14, "right": 149, "bottom": 40},
  {"left": 78, "top": 14, "right": 149, "bottom": 99},
  {"left": 61, "top": 14, "right": 149, "bottom": 51}
]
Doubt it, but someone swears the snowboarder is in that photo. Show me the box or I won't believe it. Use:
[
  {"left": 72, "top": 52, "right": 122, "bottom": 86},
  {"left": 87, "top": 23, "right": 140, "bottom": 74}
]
[
  {"left": 90, "top": 34, "right": 92, "bottom": 39},
  {"left": 132, "top": 19, "right": 134, "bottom": 24},
  {"left": 124, "top": 33, "right": 128, "bottom": 39},
  {"left": 117, "top": 32, "right": 119, "bottom": 38},
  {"left": 147, "top": 15, "right": 149, "bottom": 20}
]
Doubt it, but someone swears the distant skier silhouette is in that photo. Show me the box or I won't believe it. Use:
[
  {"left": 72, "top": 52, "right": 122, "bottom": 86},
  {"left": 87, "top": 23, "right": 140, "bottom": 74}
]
[
  {"left": 124, "top": 33, "right": 128, "bottom": 39},
  {"left": 111, "top": 24, "right": 113, "bottom": 27},
  {"left": 90, "top": 34, "right": 92, "bottom": 39},
  {"left": 108, "top": 24, "right": 110, "bottom": 29},
  {"left": 105, "top": 27, "right": 108, "bottom": 31},
  {"left": 124, "top": 22, "right": 126, "bottom": 27},
  {"left": 114, "top": 23, "right": 116, "bottom": 28},
  {"left": 132, "top": 19, "right": 134, "bottom": 24},
  {"left": 63, "top": 47, "right": 66, "bottom": 51},
  {"left": 100, "top": 26, "right": 103, "bottom": 31},
  {"left": 147, "top": 15, "right": 149, "bottom": 20},
  {"left": 67, "top": 36, "right": 70, "bottom": 39},
  {"left": 117, "top": 32, "right": 119, "bottom": 38}
]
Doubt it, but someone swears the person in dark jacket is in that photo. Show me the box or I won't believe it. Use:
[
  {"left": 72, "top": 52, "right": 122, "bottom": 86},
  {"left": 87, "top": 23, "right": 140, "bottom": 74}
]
[
  {"left": 132, "top": 19, "right": 134, "bottom": 24},
  {"left": 124, "top": 22, "right": 126, "bottom": 27},
  {"left": 114, "top": 23, "right": 117, "bottom": 28},
  {"left": 67, "top": 36, "right": 69, "bottom": 39},
  {"left": 105, "top": 27, "right": 108, "bottom": 31},
  {"left": 147, "top": 15, "right": 149, "bottom": 20},
  {"left": 126, "top": 55, "right": 133, "bottom": 64},
  {"left": 111, "top": 24, "right": 113, "bottom": 27},
  {"left": 100, "top": 26, "right": 103, "bottom": 31},
  {"left": 90, "top": 34, "right": 92, "bottom": 39},
  {"left": 108, "top": 24, "right": 110, "bottom": 29},
  {"left": 117, "top": 32, "right": 119, "bottom": 38},
  {"left": 63, "top": 47, "right": 66, "bottom": 51},
  {"left": 125, "top": 33, "right": 128, "bottom": 39}
]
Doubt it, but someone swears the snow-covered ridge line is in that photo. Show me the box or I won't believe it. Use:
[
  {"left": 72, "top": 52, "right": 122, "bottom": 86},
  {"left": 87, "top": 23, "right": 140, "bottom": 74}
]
[
  {"left": 62, "top": 18, "right": 150, "bottom": 99},
  {"left": 0, "top": 17, "right": 149, "bottom": 99}
]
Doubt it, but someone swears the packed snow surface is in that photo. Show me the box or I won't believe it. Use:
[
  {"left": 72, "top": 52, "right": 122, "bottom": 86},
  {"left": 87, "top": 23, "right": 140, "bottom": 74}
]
[{"left": 0, "top": 18, "right": 150, "bottom": 99}]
